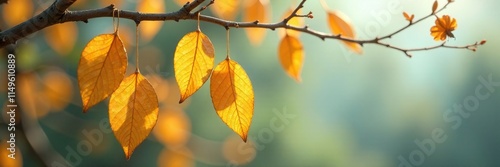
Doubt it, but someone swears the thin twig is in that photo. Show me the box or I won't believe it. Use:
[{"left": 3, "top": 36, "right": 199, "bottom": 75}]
[{"left": 0, "top": 0, "right": 483, "bottom": 57}]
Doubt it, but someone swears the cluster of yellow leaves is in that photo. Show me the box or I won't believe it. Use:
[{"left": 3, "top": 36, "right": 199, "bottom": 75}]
[
  {"left": 173, "top": 27, "right": 254, "bottom": 142},
  {"left": 78, "top": 29, "right": 159, "bottom": 159}
]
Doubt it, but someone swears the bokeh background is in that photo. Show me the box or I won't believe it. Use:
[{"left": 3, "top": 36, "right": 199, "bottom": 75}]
[{"left": 1, "top": 0, "right": 500, "bottom": 166}]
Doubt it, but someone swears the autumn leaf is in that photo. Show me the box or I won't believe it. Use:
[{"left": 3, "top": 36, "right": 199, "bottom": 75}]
[
  {"left": 44, "top": 22, "right": 78, "bottom": 56},
  {"left": 432, "top": 0, "right": 438, "bottom": 13},
  {"left": 210, "top": 58, "right": 254, "bottom": 142},
  {"left": 211, "top": 0, "right": 240, "bottom": 20},
  {"left": 430, "top": 15, "right": 457, "bottom": 41},
  {"left": 78, "top": 33, "right": 127, "bottom": 112},
  {"left": 403, "top": 12, "right": 414, "bottom": 23},
  {"left": 326, "top": 10, "right": 362, "bottom": 54},
  {"left": 174, "top": 30, "right": 215, "bottom": 103},
  {"left": 243, "top": 0, "right": 270, "bottom": 45},
  {"left": 109, "top": 72, "right": 159, "bottom": 159},
  {"left": 279, "top": 35, "right": 304, "bottom": 82},
  {"left": 2, "top": 0, "right": 33, "bottom": 27},
  {"left": 279, "top": 8, "right": 304, "bottom": 37},
  {"left": 137, "top": 0, "right": 165, "bottom": 42}
]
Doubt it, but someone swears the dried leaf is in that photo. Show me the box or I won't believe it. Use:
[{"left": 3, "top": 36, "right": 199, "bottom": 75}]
[
  {"left": 211, "top": 0, "right": 240, "bottom": 20},
  {"left": 432, "top": 0, "right": 438, "bottom": 13},
  {"left": 279, "top": 35, "right": 304, "bottom": 82},
  {"left": 109, "top": 72, "right": 159, "bottom": 159},
  {"left": 44, "top": 22, "right": 78, "bottom": 56},
  {"left": 2, "top": 0, "right": 33, "bottom": 27},
  {"left": 78, "top": 33, "right": 127, "bottom": 112},
  {"left": 174, "top": 31, "right": 215, "bottom": 103},
  {"left": 326, "top": 10, "right": 363, "bottom": 54},
  {"left": 243, "top": 0, "right": 270, "bottom": 45},
  {"left": 137, "top": 0, "right": 165, "bottom": 42},
  {"left": 210, "top": 58, "right": 254, "bottom": 142}
]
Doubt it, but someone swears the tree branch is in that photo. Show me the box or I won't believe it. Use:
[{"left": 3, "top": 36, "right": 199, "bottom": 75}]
[{"left": 0, "top": 0, "right": 484, "bottom": 57}]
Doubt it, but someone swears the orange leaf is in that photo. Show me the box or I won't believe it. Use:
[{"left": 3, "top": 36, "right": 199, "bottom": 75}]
[
  {"left": 279, "top": 35, "right": 304, "bottom": 82},
  {"left": 137, "top": 0, "right": 165, "bottom": 42},
  {"left": 243, "top": 0, "right": 270, "bottom": 45},
  {"left": 432, "top": 0, "right": 438, "bottom": 13},
  {"left": 211, "top": 0, "right": 240, "bottom": 20},
  {"left": 1, "top": 0, "right": 33, "bottom": 27},
  {"left": 210, "top": 58, "right": 254, "bottom": 142},
  {"left": 279, "top": 8, "right": 304, "bottom": 37},
  {"left": 78, "top": 33, "right": 127, "bottom": 112},
  {"left": 109, "top": 72, "right": 159, "bottom": 159},
  {"left": 403, "top": 12, "right": 414, "bottom": 22},
  {"left": 326, "top": 10, "right": 363, "bottom": 54},
  {"left": 44, "top": 22, "right": 78, "bottom": 55},
  {"left": 174, "top": 31, "right": 215, "bottom": 103}
]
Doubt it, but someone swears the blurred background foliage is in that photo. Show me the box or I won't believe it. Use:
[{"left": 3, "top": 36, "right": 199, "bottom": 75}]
[{"left": 1, "top": 0, "right": 500, "bottom": 166}]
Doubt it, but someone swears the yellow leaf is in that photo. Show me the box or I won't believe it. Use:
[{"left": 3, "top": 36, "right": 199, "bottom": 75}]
[
  {"left": 0, "top": 142, "right": 22, "bottom": 167},
  {"left": 243, "top": 0, "right": 270, "bottom": 45},
  {"left": 2, "top": 0, "right": 33, "bottom": 27},
  {"left": 41, "top": 70, "right": 73, "bottom": 111},
  {"left": 279, "top": 35, "right": 304, "bottom": 82},
  {"left": 174, "top": 31, "right": 215, "bottom": 103},
  {"left": 327, "top": 10, "right": 363, "bottom": 54},
  {"left": 44, "top": 22, "right": 78, "bottom": 56},
  {"left": 210, "top": 58, "right": 254, "bottom": 142},
  {"left": 109, "top": 72, "right": 159, "bottom": 159},
  {"left": 78, "top": 33, "right": 127, "bottom": 112},
  {"left": 211, "top": 0, "right": 240, "bottom": 20},
  {"left": 279, "top": 8, "right": 304, "bottom": 37},
  {"left": 137, "top": 0, "right": 165, "bottom": 42},
  {"left": 432, "top": 0, "right": 438, "bottom": 13}
]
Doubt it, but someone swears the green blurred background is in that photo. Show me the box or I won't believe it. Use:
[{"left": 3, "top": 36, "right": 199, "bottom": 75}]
[{"left": 1, "top": 0, "right": 500, "bottom": 166}]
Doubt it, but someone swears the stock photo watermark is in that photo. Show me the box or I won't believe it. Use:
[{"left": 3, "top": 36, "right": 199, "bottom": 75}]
[
  {"left": 51, "top": 118, "right": 111, "bottom": 167},
  {"left": 398, "top": 74, "right": 500, "bottom": 167},
  {"left": 342, "top": 0, "right": 402, "bottom": 62},
  {"left": 5, "top": 54, "right": 18, "bottom": 159},
  {"left": 226, "top": 107, "right": 296, "bottom": 167}
]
